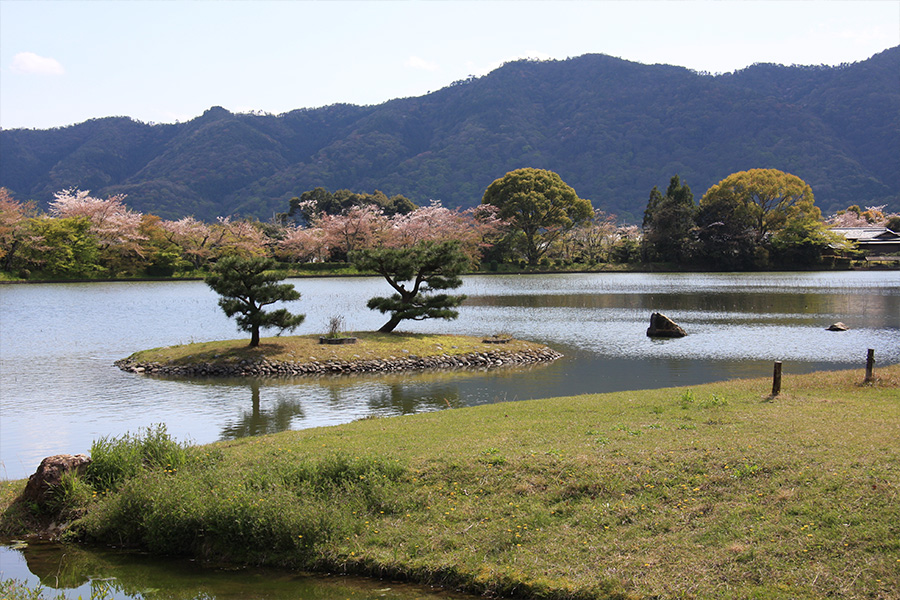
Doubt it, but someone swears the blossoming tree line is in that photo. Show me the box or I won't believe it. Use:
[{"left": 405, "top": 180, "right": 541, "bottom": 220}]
[
  {"left": 0, "top": 169, "right": 628, "bottom": 280},
  {"left": 0, "top": 167, "right": 895, "bottom": 280}
]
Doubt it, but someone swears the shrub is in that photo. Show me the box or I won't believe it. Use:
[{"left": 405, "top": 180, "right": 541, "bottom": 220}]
[
  {"left": 44, "top": 471, "right": 94, "bottom": 519},
  {"left": 75, "top": 451, "right": 409, "bottom": 565},
  {"left": 85, "top": 424, "right": 190, "bottom": 492}
]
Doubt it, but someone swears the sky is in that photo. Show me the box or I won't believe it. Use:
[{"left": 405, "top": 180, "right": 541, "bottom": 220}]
[{"left": 1, "top": 0, "right": 898, "bottom": 130}]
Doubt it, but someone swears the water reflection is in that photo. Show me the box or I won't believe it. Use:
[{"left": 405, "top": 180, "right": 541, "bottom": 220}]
[
  {"left": 0, "top": 542, "right": 474, "bottom": 599},
  {"left": 220, "top": 382, "right": 306, "bottom": 440},
  {"left": 207, "top": 365, "right": 554, "bottom": 440},
  {"left": 467, "top": 289, "right": 900, "bottom": 325}
]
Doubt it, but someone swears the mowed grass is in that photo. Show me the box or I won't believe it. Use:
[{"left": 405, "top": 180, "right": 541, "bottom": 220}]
[
  {"left": 125, "top": 332, "right": 540, "bottom": 365},
  {"left": 3, "top": 365, "right": 898, "bottom": 599}
]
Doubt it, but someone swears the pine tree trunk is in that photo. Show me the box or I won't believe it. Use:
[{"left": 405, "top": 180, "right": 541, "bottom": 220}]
[
  {"left": 378, "top": 315, "right": 402, "bottom": 333},
  {"left": 249, "top": 327, "right": 260, "bottom": 347}
]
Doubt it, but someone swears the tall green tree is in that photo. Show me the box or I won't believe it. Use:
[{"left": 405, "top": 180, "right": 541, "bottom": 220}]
[
  {"left": 205, "top": 256, "right": 305, "bottom": 347},
  {"left": 695, "top": 193, "right": 761, "bottom": 270},
  {"left": 289, "top": 188, "right": 416, "bottom": 225},
  {"left": 698, "top": 169, "right": 823, "bottom": 269},
  {"left": 641, "top": 175, "right": 697, "bottom": 263},
  {"left": 481, "top": 168, "right": 593, "bottom": 266},
  {"left": 349, "top": 240, "right": 469, "bottom": 333},
  {"left": 700, "top": 169, "right": 820, "bottom": 244},
  {"left": 26, "top": 216, "right": 103, "bottom": 278}
]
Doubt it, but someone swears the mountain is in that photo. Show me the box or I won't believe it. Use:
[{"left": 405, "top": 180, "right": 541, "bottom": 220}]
[{"left": 2, "top": 48, "right": 897, "bottom": 222}]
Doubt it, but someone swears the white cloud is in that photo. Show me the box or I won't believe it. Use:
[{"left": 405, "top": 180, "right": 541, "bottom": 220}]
[
  {"left": 10, "top": 52, "right": 64, "bottom": 75},
  {"left": 405, "top": 56, "right": 439, "bottom": 71}
]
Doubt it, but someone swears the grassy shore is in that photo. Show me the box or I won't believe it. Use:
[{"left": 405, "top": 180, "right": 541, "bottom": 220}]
[{"left": 2, "top": 365, "right": 898, "bottom": 599}]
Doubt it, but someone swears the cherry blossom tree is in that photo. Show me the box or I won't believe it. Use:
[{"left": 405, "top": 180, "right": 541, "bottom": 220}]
[
  {"left": 50, "top": 189, "right": 144, "bottom": 248},
  {"left": 559, "top": 212, "right": 620, "bottom": 264},
  {"left": 49, "top": 188, "right": 146, "bottom": 273},
  {"left": 826, "top": 205, "right": 898, "bottom": 228},
  {"left": 609, "top": 224, "right": 643, "bottom": 263},
  {"left": 387, "top": 201, "right": 504, "bottom": 263},
  {"left": 210, "top": 217, "right": 269, "bottom": 259},
  {"left": 277, "top": 225, "right": 332, "bottom": 263},
  {"left": 0, "top": 188, "right": 36, "bottom": 272},
  {"left": 160, "top": 216, "right": 215, "bottom": 269},
  {"left": 312, "top": 204, "right": 391, "bottom": 260}
]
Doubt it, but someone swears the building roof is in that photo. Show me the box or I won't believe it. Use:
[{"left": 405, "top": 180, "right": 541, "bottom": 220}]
[{"left": 829, "top": 227, "right": 900, "bottom": 241}]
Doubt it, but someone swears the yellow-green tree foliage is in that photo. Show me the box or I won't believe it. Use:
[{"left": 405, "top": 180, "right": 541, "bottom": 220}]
[
  {"left": 482, "top": 168, "right": 593, "bottom": 266},
  {"left": 700, "top": 169, "right": 820, "bottom": 243}
]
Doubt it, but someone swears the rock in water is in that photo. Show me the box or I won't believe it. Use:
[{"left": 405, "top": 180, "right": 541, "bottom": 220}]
[
  {"left": 21, "top": 454, "right": 92, "bottom": 504},
  {"left": 646, "top": 312, "right": 686, "bottom": 338},
  {"left": 826, "top": 322, "right": 849, "bottom": 331}
]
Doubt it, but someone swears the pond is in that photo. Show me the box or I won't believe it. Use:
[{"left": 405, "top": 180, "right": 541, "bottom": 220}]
[{"left": 1, "top": 271, "right": 898, "bottom": 482}]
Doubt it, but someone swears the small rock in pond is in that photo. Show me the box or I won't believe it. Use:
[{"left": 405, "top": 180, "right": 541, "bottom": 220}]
[{"left": 646, "top": 312, "right": 686, "bottom": 338}]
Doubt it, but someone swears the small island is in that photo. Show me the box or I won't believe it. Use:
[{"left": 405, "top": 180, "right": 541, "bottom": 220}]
[
  {"left": 116, "top": 250, "right": 561, "bottom": 378},
  {"left": 116, "top": 332, "right": 562, "bottom": 377}
]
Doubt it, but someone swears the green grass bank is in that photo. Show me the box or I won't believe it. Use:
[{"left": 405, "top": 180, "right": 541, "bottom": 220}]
[{"left": 2, "top": 365, "right": 898, "bottom": 600}]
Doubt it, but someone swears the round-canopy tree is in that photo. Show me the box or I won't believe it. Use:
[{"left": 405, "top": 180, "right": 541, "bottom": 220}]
[
  {"left": 698, "top": 168, "right": 828, "bottom": 268},
  {"left": 700, "top": 169, "right": 820, "bottom": 244},
  {"left": 205, "top": 256, "right": 305, "bottom": 347},
  {"left": 481, "top": 168, "right": 593, "bottom": 266}
]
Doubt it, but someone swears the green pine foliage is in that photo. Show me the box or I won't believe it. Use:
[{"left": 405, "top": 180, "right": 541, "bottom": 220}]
[
  {"left": 205, "top": 256, "right": 305, "bottom": 346},
  {"left": 349, "top": 240, "right": 469, "bottom": 333}
]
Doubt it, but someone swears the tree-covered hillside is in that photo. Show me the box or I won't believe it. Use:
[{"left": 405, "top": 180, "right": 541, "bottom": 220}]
[{"left": 2, "top": 48, "right": 897, "bottom": 222}]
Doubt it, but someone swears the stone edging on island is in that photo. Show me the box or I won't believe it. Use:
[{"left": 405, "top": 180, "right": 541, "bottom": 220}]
[{"left": 115, "top": 347, "right": 563, "bottom": 378}]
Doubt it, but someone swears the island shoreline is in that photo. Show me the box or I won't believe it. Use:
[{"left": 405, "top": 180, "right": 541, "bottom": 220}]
[{"left": 115, "top": 346, "right": 563, "bottom": 377}]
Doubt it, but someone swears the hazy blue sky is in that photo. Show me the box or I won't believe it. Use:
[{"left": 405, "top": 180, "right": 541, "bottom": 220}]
[{"left": 1, "top": 0, "right": 898, "bottom": 130}]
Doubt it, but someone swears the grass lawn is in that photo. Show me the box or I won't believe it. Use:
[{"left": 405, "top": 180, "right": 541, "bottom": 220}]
[
  {"left": 123, "top": 332, "right": 544, "bottom": 366},
  {"left": 2, "top": 365, "right": 898, "bottom": 599}
]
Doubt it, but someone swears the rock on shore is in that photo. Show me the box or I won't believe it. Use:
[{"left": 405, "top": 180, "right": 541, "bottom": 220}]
[
  {"left": 21, "top": 454, "right": 92, "bottom": 505},
  {"left": 115, "top": 347, "right": 563, "bottom": 378}
]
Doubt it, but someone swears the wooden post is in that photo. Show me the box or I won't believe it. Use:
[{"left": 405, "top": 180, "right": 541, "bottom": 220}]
[
  {"left": 772, "top": 361, "right": 782, "bottom": 397},
  {"left": 865, "top": 349, "right": 875, "bottom": 383}
]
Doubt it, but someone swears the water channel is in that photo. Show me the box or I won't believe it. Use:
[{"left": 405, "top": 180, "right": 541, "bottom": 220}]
[
  {"left": 0, "top": 539, "right": 473, "bottom": 599},
  {"left": 1, "top": 271, "right": 898, "bottom": 597}
]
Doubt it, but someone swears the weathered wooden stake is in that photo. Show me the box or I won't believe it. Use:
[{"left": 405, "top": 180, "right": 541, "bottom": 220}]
[
  {"left": 865, "top": 348, "right": 875, "bottom": 383},
  {"left": 772, "top": 361, "right": 783, "bottom": 397}
]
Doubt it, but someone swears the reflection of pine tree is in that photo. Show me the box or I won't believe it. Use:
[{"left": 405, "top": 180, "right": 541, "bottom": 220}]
[{"left": 220, "top": 382, "right": 305, "bottom": 440}]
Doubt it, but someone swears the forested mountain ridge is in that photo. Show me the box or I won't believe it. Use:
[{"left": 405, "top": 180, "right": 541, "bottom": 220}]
[{"left": 2, "top": 47, "right": 897, "bottom": 222}]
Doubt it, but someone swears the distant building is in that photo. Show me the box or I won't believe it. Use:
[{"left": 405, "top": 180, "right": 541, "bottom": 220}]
[{"left": 830, "top": 227, "right": 900, "bottom": 259}]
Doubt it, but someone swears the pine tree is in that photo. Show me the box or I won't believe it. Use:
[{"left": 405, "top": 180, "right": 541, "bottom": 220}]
[
  {"left": 350, "top": 240, "right": 469, "bottom": 333},
  {"left": 205, "top": 256, "right": 305, "bottom": 347}
]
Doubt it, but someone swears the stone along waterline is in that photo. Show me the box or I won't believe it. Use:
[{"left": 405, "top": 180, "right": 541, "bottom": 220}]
[{"left": 115, "top": 346, "right": 563, "bottom": 377}]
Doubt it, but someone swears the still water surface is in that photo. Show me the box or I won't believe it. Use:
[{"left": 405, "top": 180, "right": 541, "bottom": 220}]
[
  {"left": 0, "top": 541, "right": 473, "bottom": 599},
  {"left": 1, "top": 271, "right": 898, "bottom": 598},
  {"left": 2, "top": 272, "right": 898, "bottom": 481}
]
